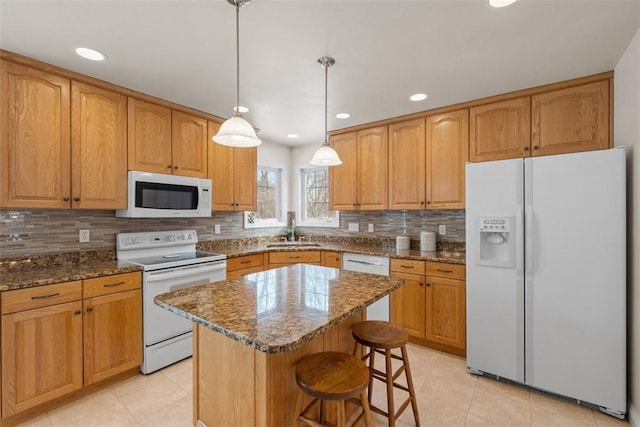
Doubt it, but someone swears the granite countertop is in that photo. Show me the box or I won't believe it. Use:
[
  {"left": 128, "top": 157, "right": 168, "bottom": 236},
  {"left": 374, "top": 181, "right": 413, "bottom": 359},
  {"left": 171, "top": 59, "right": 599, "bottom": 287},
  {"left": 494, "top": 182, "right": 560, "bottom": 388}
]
[
  {"left": 0, "top": 251, "right": 143, "bottom": 291},
  {"left": 200, "top": 240, "right": 466, "bottom": 265},
  {"left": 155, "top": 264, "right": 403, "bottom": 354}
]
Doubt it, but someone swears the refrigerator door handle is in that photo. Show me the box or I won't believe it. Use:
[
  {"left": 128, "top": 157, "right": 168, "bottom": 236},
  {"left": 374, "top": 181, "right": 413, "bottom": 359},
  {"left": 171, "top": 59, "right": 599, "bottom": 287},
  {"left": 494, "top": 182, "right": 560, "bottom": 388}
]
[{"left": 515, "top": 204, "right": 524, "bottom": 279}]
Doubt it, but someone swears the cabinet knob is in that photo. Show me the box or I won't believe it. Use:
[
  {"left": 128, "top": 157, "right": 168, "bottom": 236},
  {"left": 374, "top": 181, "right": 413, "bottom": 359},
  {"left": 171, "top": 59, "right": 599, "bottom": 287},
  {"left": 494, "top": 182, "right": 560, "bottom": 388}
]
[
  {"left": 63, "top": 197, "right": 70, "bottom": 201},
  {"left": 426, "top": 283, "right": 431, "bottom": 287},
  {"left": 533, "top": 145, "right": 539, "bottom": 150},
  {"left": 426, "top": 201, "right": 431, "bottom": 205},
  {"left": 352, "top": 203, "right": 357, "bottom": 207},
  {"left": 86, "top": 307, "right": 93, "bottom": 313},
  {"left": 74, "top": 197, "right": 80, "bottom": 202},
  {"left": 74, "top": 310, "right": 82, "bottom": 315},
  {"left": 420, "top": 201, "right": 425, "bottom": 205},
  {"left": 524, "top": 146, "right": 530, "bottom": 151},
  {"left": 174, "top": 166, "right": 179, "bottom": 169},
  {"left": 419, "top": 282, "right": 424, "bottom": 287}
]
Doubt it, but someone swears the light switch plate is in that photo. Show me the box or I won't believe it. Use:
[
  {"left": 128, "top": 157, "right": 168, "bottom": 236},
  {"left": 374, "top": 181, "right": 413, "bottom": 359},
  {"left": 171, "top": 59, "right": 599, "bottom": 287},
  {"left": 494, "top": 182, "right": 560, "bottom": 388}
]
[
  {"left": 79, "top": 229, "right": 90, "bottom": 243},
  {"left": 348, "top": 223, "right": 359, "bottom": 232},
  {"left": 438, "top": 224, "right": 446, "bottom": 235},
  {"left": 368, "top": 224, "right": 374, "bottom": 232},
  {"left": 214, "top": 224, "right": 221, "bottom": 234}
]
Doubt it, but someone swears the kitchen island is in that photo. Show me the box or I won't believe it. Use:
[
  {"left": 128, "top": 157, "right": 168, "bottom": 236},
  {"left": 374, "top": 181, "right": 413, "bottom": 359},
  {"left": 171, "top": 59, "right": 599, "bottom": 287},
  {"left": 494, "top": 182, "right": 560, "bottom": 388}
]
[{"left": 155, "top": 264, "right": 403, "bottom": 427}]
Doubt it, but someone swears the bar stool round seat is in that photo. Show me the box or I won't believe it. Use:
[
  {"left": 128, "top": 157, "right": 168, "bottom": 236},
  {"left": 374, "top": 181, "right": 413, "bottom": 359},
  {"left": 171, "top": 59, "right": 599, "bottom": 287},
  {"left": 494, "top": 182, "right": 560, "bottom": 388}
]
[
  {"left": 296, "top": 351, "right": 373, "bottom": 427},
  {"left": 352, "top": 321, "right": 420, "bottom": 427}
]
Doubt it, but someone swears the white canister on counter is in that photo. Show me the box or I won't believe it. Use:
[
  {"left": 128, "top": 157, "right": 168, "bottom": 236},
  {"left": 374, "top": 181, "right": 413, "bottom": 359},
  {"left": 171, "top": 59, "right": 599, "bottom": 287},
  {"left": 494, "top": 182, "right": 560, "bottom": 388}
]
[
  {"left": 396, "top": 234, "right": 410, "bottom": 250},
  {"left": 420, "top": 231, "right": 436, "bottom": 251}
]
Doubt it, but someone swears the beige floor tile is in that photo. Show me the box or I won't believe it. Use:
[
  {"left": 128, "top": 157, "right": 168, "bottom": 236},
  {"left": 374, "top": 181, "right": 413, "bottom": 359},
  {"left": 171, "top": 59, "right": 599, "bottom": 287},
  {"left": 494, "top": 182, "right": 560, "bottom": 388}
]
[
  {"left": 430, "top": 353, "right": 478, "bottom": 388},
  {"left": 46, "top": 389, "right": 131, "bottom": 426},
  {"left": 109, "top": 371, "right": 189, "bottom": 421},
  {"left": 12, "top": 413, "right": 54, "bottom": 427},
  {"left": 138, "top": 394, "right": 193, "bottom": 427},
  {"left": 464, "top": 412, "right": 528, "bottom": 427},
  {"left": 160, "top": 357, "right": 194, "bottom": 394},
  {"left": 530, "top": 390, "right": 596, "bottom": 426},
  {"left": 467, "top": 377, "right": 530, "bottom": 426}
]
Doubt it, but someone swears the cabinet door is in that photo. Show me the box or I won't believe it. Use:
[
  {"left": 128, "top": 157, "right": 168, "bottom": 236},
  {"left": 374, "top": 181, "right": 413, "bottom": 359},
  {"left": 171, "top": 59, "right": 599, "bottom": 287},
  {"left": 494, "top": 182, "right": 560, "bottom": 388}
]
[
  {"left": 71, "top": 82, "right": 127, "bottom": 209},
  {"left": 390, "top": 272, "right": 426, "bottom": 339},
  {"left": 172, "top": 111, "right": 208, "bottom": 178},
  {"left": 208, "top": 121, "right": 235, "bottom": 211},
  {"left": 83, "top": 289, "right": 142, "bottom": 385},
  {"left": 357, "top": 126, "right": 388, "bottom": 210},
  {"left": 322, "top": 251, "right": 342, "bottom": 268},
  {"left": 425, "top": 276, "right": 465, "bottom": 351},
  {"left": 470, "top": 97, "right": 531, "bottom": 162},
  {"left": 389, "top": 119, "right": 426, "bottom": 209},
  {"left": 426, "top": 109, "right": 469, "bottom": 209},
  {"left": 532, "top": 81, "right": 609, "bottom": 156},
  {"left": 328, "top": 132, "right": 358, "bottom": 211},
  {"left": 0, "top": 61, "right": 70, "bottom": 209},
  {"left": 2, "top": 301, "right": 83, "bottom": 416},
  {"left": 233, "top": 146, "right": 257, "bottom": 211},
  {"left": 127, "top": 98, "right": 172, "bottom": 173}
]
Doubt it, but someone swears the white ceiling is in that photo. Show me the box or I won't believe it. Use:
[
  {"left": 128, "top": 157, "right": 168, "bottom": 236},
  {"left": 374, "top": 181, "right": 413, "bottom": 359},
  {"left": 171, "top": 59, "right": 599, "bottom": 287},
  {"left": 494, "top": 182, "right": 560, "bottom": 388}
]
[{"left": 1, "top": 0, "right": 639, "bottom": 147}]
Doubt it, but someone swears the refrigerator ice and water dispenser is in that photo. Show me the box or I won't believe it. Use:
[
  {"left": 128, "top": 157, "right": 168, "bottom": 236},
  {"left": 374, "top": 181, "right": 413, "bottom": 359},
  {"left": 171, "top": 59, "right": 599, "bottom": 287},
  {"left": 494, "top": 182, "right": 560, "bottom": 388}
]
[{"left": 475, "top": 217, "right": 515, "bottom": 268}]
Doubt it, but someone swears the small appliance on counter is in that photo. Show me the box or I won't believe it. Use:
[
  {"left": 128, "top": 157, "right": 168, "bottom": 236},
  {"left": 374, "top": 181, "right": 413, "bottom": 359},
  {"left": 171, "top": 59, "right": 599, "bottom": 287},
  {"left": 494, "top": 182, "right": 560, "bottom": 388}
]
[
  {"left": 395, "top": 234, "right": 410, "bottom": 250},
  {"left": 420, "top": 231, "right": 436, "bottom": 251}
]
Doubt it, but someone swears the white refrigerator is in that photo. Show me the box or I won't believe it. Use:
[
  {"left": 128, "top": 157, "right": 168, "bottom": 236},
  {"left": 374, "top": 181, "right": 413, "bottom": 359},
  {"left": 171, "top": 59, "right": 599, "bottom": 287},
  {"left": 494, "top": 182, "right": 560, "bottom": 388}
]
[{"left": 465, "top": 147, "right": 626, "bottom": 418}]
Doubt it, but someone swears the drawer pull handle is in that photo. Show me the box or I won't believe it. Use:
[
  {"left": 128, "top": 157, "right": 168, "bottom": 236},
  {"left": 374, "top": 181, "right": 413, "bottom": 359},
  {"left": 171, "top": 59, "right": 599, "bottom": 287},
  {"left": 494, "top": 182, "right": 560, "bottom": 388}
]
[
  {"left": 31, "top": 293, "right": 60, "bottom": 300},
  {"left": 104, "top": 281, "right": 125, "bottom": 288},
  {"left": 289, "top": 256, "right": 300, "bottom": 259},
  {"left": 400, "top": 265, "right": 414, "bottom": 269},
  {"left": 240, "top": 260, "right": 252, "bottom": 265},
  {"left": 437, "top": 269, "right": 453, "bottom": 273}
]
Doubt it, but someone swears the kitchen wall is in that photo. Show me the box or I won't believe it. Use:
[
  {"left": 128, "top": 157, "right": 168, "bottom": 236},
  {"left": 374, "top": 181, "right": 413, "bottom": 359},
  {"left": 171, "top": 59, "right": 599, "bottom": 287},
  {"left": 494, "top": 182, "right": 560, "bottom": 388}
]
[
  {"left": 615, "top": 26, "right": 640, "bottom": 427},
  {"left": 0, "top": 208, "right": 464, "bottom": 258}
]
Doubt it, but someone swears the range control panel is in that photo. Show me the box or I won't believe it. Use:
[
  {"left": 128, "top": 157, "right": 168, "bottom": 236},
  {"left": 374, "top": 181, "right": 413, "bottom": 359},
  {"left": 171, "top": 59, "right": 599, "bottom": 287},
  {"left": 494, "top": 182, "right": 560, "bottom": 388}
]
[
  {"left": 479, "top": 218, "right": 510, "bottom": 232},
  {"left": 116, "top": 230, "right": 197, "bottom": 250}
]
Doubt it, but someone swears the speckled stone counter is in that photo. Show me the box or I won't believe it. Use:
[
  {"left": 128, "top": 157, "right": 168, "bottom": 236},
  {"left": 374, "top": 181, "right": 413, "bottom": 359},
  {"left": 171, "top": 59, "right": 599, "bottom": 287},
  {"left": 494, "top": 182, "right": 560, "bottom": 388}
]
[
  {"left": 0, "top": 251, "right": 142, "bottom": 291},
  {"left": 155, "top": 263, "right": 403, "bottom": 354},
  {"left": 198, "top": 238, "right": 466, "bottom": 265}
]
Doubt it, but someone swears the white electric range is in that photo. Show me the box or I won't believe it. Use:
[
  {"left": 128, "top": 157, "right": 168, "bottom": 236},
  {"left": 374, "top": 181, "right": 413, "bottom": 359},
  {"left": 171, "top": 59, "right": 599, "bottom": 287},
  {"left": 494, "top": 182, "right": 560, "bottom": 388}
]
[{"left": 116, "top": 230, "right": 226, "bottom": 374}]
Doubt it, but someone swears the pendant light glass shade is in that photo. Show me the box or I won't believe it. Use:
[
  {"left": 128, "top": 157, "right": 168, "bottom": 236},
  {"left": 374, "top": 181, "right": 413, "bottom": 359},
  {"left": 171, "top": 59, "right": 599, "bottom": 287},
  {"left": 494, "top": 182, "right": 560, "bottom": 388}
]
[
  {"left": 310, "top": 56, "right": 342, "bottom": 166},
  {"left": 213, "top": 114, "right": 261, "bottom": 147},
  {"left": 213, "top": 0, "right": 261, "bottom": 147}
]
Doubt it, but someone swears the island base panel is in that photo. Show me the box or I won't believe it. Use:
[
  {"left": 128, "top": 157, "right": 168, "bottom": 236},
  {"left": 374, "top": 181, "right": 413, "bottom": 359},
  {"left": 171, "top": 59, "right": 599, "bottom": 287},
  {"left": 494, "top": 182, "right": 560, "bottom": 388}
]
[{"left": 194, "top": 311, "right": 365, "bottom": 427}]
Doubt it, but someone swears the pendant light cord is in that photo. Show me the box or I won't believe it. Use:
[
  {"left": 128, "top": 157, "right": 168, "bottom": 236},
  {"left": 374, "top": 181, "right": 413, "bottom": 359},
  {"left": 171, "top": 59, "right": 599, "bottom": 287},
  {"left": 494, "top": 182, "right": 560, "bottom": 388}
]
[
  {"left": 324, "top": 62, "right": 328, "bottom": 146},
  {"left": 235, "top": 2, "right": 241, "bottom": 116}
]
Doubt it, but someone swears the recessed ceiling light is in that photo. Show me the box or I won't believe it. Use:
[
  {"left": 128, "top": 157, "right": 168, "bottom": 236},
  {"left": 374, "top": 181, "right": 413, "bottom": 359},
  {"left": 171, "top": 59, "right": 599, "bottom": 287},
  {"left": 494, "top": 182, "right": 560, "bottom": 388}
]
[
  {"left": 233, "top": 106, "right": 249, "bottom": 113},
  {"left": 75, "top": 47, "right": 106, "bottom": 61},
  {"left": 410, "top": 93, "right": 428, "bottom": 102},
  {"left": 489, "top": 0, "right": 518, "bottom": 7},
  {"left": 287, "top": 134, "right": 299, "bottom": 138},
  {"left": 336, "top": 113, "right": 350, "bottom": 119}
]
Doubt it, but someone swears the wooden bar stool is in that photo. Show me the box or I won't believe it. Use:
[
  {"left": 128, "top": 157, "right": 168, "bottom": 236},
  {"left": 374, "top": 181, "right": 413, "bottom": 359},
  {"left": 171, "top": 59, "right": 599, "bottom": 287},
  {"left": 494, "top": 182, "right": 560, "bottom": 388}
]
[
  {"left": 352, "top": 321, "right": 420, "bottom": 427},
  {"left": 295, "top": 351, "right": 373, "bottom": 427}
]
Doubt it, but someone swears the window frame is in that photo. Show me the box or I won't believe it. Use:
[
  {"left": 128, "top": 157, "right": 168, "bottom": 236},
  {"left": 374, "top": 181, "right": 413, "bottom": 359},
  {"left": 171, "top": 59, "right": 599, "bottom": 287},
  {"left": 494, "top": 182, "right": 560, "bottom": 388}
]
[
  {"left": 244, "top": 163, "right": 286, "bottom": 229},
  {"left": 297, "top": 166, "right": 339, "bottom": 228}
]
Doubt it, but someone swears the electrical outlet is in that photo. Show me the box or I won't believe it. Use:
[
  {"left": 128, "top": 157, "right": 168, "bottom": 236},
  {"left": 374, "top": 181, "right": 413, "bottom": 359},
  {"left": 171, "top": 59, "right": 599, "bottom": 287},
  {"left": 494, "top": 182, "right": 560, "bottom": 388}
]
[
  {"left": 79, "top": 229, "right": 90, "bottom": 243},
  {"left": 348, "top": 223, "right": 359, "bottom": 232},
  {"left": 438, "top": 224, "right": 446, "bottom": 235},
  {"left": 214, "top": 224, "right": 221, "bottom": 234},
  {"left": 368, "top": 224, "right": 374, "bottom": 232}
]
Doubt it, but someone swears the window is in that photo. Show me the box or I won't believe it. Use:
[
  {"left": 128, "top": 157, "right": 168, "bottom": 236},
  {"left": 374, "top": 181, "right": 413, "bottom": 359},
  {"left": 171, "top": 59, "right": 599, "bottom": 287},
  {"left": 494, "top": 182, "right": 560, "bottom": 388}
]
[
  {"left": 244, "top": 165, "right": 285, "bottom": 228},
  {"left": 298, "top": 167, "right": 339, "bottom": 227}
]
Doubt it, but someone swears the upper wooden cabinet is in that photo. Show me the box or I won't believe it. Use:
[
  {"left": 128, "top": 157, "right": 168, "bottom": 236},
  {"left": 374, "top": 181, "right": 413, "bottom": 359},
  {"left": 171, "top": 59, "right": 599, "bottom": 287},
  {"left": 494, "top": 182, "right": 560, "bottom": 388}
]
[
  {"left": 0, "top": 61, "right": 71, "bottom": 209},
  {"left": 0, "top": 61, "right": 127, "bottom": 210},
  {"left": 329, "top": 126, "right": 388, "bottom": 211},
  {"left": 532, "top": 80, "right": 610, "bottom": 156},
  {"left": 208, "top": 121, "right": 257, "bottom": 211},
  {"left": 470, "top": 97, "right": 531, "bottom": 162},
  {"left": 71, "top": 82, "right": 128, "bottom": 209},
  {"left": 128, "top": 99, "right": 208, "bottom": 178},
  {"left": 171, "top": 111, "right": 208, "bottom": 178},
  {"left": 389, "top": 118, "right": 426, "bottom": 210},
  {"left": 425, "top": 109, "right": 469, "bottom": 209},
  {"left": 127, "top": 98, "right": 172, "bottom": 174}
]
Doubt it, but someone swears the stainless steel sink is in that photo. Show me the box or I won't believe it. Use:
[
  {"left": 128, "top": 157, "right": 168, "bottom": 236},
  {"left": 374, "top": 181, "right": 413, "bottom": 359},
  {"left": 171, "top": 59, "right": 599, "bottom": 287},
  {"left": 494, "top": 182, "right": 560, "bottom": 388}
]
[{"left": 266, "top": 242, "right": 322, "bottom": 248}]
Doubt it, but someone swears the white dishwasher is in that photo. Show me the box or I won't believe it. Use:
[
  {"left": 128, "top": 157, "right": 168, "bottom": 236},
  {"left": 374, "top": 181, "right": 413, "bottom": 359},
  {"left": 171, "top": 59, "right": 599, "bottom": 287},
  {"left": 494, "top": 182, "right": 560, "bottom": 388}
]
[{"left": 342, "top": 252, "right": 390, "bottom": 321}]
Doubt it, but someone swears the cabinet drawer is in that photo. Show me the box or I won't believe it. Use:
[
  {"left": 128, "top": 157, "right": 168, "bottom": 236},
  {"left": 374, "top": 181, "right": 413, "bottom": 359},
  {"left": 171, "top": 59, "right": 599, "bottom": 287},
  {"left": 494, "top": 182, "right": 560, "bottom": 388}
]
[
  {"left": 391, "top": 259, "right": 425, "bottom": 275},
  {"left": 1, "top": 281, "right": 83, "bottom": 314},
  {"left": 268, "top": 250, "right": 321, "bottom": 264},
  {"left": 83, "top": 272, "right": 141, "bottom": 299},
  {"left": 227, "top": 254, "right": 265, "bottom": 272},
  {"left": 323, "top": 251, "right": 342, "bottom": 268},
  {"left": 426, "top": 262, "right": 465, "bottom": 280}
]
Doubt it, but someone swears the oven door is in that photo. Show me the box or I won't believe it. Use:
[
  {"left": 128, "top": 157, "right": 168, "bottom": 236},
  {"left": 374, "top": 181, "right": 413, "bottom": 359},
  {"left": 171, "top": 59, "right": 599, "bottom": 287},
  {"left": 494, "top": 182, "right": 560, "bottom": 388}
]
[{"left": 143, "top": 260, "right": 226, "bottom": 346}]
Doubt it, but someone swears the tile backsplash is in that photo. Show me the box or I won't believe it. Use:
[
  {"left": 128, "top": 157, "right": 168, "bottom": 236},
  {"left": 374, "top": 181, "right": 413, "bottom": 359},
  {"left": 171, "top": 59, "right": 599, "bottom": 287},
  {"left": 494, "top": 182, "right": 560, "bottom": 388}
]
[{"left": 0, "top": 209, "right": 465, "bottom": 258}]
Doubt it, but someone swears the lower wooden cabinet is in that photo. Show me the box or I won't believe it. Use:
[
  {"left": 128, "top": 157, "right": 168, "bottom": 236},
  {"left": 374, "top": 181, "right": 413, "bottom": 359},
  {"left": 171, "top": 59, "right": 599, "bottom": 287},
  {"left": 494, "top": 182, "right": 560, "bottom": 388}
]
[
  {"left": 226, "top": 253, "right": 267, "bottom": 279},
  {"left": 1, "top": 272, "right": 142, "bottom": 418},
  {"left": 390, "top": 259, "right": 466, "bottom": 356},
  {"left": 268, "top": 250, "right": 322, "bottom": 269},
  {"left": 322, "top": 251, "right": 342, "bottom": 268}
]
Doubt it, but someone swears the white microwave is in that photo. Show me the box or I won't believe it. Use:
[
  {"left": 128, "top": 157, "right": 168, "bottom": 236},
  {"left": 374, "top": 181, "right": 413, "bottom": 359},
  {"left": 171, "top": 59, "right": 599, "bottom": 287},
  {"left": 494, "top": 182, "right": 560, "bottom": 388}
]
[{"left": 116, "top": 171, "right": 212, "bottom": 218}]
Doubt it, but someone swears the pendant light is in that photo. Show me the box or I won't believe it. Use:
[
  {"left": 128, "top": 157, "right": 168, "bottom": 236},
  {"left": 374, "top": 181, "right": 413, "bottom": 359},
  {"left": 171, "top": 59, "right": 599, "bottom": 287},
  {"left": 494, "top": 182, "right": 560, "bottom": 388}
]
[
  {"left": 310, "top": 57, "right": 342, "bottom": 166},
  {"left": 213, "top": 0, "right": 261, "bottom": 147}
]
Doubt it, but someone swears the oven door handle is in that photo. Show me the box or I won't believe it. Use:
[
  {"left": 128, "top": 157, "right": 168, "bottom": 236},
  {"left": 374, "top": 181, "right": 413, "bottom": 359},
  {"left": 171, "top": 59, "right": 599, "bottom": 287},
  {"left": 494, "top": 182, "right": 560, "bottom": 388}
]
[{"left": 145, "top": 263, "right": 226, "bottom": 282}]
